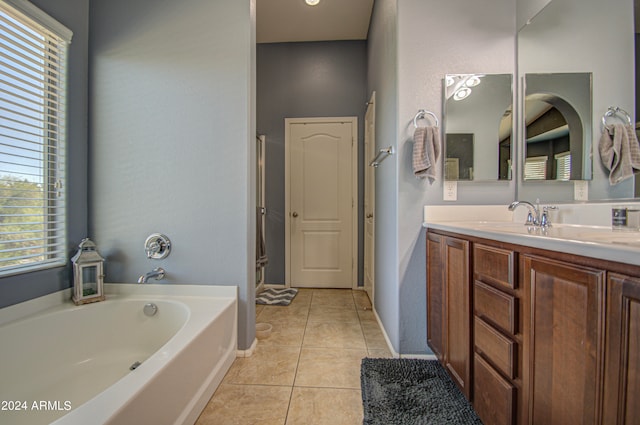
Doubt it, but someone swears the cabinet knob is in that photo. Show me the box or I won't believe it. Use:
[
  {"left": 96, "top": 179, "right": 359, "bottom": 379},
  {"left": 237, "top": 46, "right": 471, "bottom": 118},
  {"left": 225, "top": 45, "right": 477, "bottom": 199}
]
[{"left": 292, "top": 212, "right": 299, "bottom": 218}]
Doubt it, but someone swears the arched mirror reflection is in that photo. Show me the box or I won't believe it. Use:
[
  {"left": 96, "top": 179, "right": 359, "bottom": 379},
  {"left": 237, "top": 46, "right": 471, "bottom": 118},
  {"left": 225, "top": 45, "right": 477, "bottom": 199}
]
[
  {"left": 443, "top": 73, "right": 513, "bottom": 181},
  {"left": 524, "top": 73, "right": 592, "bottom": 181}
]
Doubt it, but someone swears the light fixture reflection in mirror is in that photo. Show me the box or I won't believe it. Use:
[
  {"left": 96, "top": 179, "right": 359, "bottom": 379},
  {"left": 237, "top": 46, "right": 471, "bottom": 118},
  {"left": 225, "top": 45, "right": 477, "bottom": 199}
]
[
  {"left": 523, "top": 73, "right": 592, "bottom": 181},
  {"left": 443, "top": 73, "right": 513, "bottom": 181}
]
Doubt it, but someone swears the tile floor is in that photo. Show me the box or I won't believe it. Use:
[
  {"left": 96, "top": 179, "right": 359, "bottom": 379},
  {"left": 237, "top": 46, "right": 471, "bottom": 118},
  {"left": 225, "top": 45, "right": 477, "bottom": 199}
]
[{"left": 195, "top": 288, "right": 392, "bottom": 425}]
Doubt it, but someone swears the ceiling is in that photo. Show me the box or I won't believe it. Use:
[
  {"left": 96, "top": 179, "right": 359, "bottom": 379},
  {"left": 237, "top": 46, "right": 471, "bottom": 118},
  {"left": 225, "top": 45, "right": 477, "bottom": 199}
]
[{"left": 256, "top": 0, "right": 375, "bottom": 44}]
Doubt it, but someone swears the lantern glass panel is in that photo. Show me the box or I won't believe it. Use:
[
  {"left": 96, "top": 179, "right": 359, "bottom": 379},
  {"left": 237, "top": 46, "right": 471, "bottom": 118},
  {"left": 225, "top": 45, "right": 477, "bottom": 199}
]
[{"left": 82, "top": 265, "right": 98, "bottom": 296}]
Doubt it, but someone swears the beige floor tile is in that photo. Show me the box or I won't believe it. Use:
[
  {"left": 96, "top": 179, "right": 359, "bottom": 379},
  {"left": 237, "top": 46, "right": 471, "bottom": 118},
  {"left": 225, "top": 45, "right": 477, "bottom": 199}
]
[
  {"left": 361, "top": 320, "right": 389, "bottom": 350},
  {"left": 311, "top": 290, "right": 355, "bottom": 308},
  {"left": 356, "top": 308, "right": 377, "bottom": 322},
  {"left": 303, "top": 321, "right": 366, "bottom": 349},
  {"left": 286, "top": 387, "right": 363, "bottom": 425},
  {"left": 257, "top": 304, "right": 309, "bottom": 326},
  {"left": 308, "top": 304, "right": 359, "bottom": 323},
  {"left": 352, "top": 291, "right": 372, "bottom": 310},
  {"left": 295, "top": 347, "right": 367, "bottom": 389},
  {"left": 256, "top": 304, "right": 265, "bottom": 318},
  {"left": 196, "top": 383, "right": 291, "bottom": 425},
  {"left": 223, "top": 345, "right": 301, "bottom": 386},
  {"left": 290, "top": 288, "right": 313, "bottom": 305},
  {"left": 367, "top": 348, "right": 394, "bottom": 358},
  {"left": 257, "top": 320, "right": 306, "bottom": 347}
]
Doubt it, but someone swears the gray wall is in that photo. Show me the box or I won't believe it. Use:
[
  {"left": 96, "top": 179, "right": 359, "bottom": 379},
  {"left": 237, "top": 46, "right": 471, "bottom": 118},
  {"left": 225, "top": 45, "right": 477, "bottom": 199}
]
[
  {"left": 396, "top": 0, "right": 515, "bottom": 354},
  {"left": 256, "top": 41, "right": 368, "bottom": 286},
  {"left": 367, "top": 0, "right": 516, "bottom": 354},
  {"left": 367, "top": 0, "right": 400, "bottom": 350},
  {"left": 0, "top": 0, "right": 89, "bottom": 309},
  {"left": 89, "top": 0, "right": 256, "bottom": 350}
]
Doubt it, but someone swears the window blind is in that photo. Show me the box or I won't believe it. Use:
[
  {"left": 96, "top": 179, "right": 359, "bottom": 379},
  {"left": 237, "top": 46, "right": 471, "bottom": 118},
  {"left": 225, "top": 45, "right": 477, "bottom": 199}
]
[
  {"left": 0, "top": 0, "right": 71, "bottom": 276},
  {"left": 555, "top": 151, "right": 571, "bottom": 181},
  {"left": 524, "top": 156, "right": 548, "bottom": 180}
]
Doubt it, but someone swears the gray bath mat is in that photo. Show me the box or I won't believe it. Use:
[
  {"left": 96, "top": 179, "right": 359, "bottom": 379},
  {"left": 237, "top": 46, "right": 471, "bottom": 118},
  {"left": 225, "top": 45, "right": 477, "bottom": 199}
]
[
  {"left": 256, "top": 288, "right": 298, "bottom": 306},
  {"left": 361, "top": 358, "right": 483, "bottom": 425}
]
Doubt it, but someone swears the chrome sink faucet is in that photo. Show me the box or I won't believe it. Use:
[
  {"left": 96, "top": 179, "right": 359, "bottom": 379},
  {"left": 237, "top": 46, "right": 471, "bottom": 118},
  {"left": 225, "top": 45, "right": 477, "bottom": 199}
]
[
  {"left": 509, "top": 201, "right": 558, "bottom": 227},
  {"left": 508, "top": 201, "right": 540, "bottom": 226},
  {"left": 138, "top": 267, "right": 165, "bottom": 283}
]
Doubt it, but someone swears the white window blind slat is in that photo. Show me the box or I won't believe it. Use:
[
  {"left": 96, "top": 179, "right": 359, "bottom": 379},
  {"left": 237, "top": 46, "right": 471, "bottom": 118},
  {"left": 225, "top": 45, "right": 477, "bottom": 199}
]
[
  {"left": 555, "top": 151, "right": 571, "bottom": 181},
  {"left": 0, "top": 0, "right": 70, "bottom": 276},
  {"left": 525, "top": 156, "right": 548, "bottom": 180}
]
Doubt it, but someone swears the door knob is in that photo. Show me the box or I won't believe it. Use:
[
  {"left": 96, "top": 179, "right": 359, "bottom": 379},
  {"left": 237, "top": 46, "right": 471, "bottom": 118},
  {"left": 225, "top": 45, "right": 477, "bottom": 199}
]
[
  {"left": 292, "top": 212, "right": 299, "bottom": 217},
  {"left": 366, "top": 213, "right": 373, "bottom": 219}
]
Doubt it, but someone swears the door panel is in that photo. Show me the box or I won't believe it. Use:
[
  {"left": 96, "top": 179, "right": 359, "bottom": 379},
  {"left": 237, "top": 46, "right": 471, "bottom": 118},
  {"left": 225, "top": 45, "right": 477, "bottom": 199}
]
[{"left": 288, "top": 119, "right": 355, "bottom": 288}]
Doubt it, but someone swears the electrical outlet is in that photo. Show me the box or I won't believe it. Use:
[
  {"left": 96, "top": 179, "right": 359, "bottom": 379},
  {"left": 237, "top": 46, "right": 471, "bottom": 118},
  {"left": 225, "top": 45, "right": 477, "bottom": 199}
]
[
  {"left": 574, "top": 180, "right": 588, "bottom": 201},
  {"left": 444, "top": 181, "right": 457, "bottom": 201}
]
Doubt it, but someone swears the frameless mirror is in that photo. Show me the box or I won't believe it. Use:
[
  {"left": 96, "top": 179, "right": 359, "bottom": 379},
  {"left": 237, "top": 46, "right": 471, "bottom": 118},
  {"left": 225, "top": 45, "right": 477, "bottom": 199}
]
[
  {"left": 524, "top": 73, "right": 592, "bottom": 181},
  {"left": 443, "top": 74, "right": 513, "bottom": 181},
  {"left": 517, "top": 0, "right": 635, "bottom": 201}
]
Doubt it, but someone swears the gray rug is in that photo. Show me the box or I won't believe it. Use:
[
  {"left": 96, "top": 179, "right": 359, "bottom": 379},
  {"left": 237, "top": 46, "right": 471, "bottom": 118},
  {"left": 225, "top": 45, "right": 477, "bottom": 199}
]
[
  {"left": 361, "top": 358, "right": 483, "bottom": 425},
  {"left": 255, "top": 288, "right": 298, "bottom": 306}
]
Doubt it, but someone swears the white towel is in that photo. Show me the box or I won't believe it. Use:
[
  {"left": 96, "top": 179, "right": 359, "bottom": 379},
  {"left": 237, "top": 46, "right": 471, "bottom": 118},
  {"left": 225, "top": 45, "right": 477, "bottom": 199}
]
[
  {"left": 598, "top": 123, "right": 640, "bottom": 185},
  {"left": 412, "top": 126, "right": 440, "bottom": 182}
]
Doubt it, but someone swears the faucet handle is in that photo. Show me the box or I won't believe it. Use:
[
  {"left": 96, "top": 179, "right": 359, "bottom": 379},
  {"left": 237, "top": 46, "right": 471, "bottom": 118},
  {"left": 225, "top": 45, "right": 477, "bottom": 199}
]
[
  {"left": 525, "top": 211, "right": 536, "bottom": 226},
  {"left": 540, "top": 205, "right": 558, "bottom": 227}
]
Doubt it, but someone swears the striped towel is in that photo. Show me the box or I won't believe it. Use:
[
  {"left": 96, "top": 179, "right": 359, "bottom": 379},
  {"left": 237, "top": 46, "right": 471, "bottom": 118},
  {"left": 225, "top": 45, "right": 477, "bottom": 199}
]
[
  {"left": 412, "top": 126, "right": 441, "bottom": 182},
  {"left": 599, "top": 123, "right": 640, "bottom": 185}
]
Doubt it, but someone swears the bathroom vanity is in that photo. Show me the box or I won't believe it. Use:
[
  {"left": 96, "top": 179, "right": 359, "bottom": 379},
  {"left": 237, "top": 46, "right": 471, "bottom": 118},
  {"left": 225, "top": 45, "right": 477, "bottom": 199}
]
[{"left": 425, "top": 216, "right": 639, "bottom": 425}]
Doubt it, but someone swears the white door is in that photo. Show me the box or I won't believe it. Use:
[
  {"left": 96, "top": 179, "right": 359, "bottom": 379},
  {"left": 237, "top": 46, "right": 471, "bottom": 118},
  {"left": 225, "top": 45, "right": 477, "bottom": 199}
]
[
  {"left": 286, "top": 117, "right": 357, "bottom": 289},
  {"left": 364, "top": 93, "right": 376, "bottom": 302}
]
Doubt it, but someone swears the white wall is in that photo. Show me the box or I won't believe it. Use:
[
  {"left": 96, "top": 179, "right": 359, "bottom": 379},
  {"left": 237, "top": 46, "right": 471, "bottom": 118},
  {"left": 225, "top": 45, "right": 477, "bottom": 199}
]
[{"left": 89, "top": 0, "right": 256, "bottom": 349}]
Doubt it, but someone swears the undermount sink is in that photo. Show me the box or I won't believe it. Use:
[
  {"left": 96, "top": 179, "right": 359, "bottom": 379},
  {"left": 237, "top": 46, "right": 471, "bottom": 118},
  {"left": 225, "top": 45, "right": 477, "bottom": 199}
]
[
  {"left": 435, "top": 221, "right": 640, "bottom": 247},
  {"left": 577, "top": 230, "right": 640, "bottom": 246}
]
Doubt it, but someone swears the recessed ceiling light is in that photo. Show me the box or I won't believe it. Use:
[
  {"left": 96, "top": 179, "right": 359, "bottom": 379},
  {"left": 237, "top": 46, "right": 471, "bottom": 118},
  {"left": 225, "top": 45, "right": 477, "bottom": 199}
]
[
  {"left": 453, "top": 87, "right": 472, "bottom": 101},
  {"left": 305, "top": 0, "right": 320, "bottom": 5}
]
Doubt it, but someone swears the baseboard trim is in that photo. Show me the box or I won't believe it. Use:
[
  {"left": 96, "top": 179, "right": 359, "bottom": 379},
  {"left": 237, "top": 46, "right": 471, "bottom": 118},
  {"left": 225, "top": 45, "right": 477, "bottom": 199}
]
[{"left": 371, "top": 308, "right": 436, "bottom": 360}]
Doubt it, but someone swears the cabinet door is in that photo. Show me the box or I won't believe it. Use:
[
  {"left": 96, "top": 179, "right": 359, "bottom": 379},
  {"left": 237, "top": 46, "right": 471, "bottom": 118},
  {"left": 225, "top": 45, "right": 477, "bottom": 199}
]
[
  {"left": 427, "top": 232, "right": 445, "bottom": 361},
  {"left": 524, "top": 255, "right": 605, "bottom": 425},
  {"left": 603, "top": 273, "right": 640, "bottom": 425},
  {"left": 444, "top": 236, "right": 471, "bottom": 399}
]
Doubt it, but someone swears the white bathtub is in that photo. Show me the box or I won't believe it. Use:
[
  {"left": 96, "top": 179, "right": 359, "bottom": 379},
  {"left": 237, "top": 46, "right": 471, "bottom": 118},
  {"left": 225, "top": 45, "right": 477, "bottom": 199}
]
[{"left": 0, "top": 283, "right": 237, "bottom": 425}]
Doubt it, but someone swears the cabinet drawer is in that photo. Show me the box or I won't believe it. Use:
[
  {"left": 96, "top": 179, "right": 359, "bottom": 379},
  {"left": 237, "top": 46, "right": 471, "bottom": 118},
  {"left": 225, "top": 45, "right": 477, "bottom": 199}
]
[
  {"left": 474, "top": 317, "right": 515, "bottom": 379},
  {"left": 474, "top": 354, "right": 516, "bottom": 425},
  {"left": 474, "top": 244, "right": 516, "bottom": 290},
  {"left": 474, "top": 281, "right": 517, "bottom": 335}
]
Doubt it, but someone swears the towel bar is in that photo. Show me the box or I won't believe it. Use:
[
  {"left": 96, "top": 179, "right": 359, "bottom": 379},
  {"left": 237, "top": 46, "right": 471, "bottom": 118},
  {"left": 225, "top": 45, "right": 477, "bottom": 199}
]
[{"left": 369, "top": 146, "right": 395, "bottom": 168}]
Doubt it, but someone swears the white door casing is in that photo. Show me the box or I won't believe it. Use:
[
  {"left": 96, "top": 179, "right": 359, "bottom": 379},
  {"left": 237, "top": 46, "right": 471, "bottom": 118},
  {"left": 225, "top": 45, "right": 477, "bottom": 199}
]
[
  {"left": 285, "top": 117, "right": 357, "bottom": 289},
  {"left": 364, "top": 93, "right": 376, "bottom": 303}
]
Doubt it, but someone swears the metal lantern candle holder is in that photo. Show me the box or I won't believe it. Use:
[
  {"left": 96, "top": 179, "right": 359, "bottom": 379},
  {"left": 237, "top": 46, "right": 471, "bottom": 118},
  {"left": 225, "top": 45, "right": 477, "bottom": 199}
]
[{"left": 71, "top": 238, "right": 105, "bottom": 305}]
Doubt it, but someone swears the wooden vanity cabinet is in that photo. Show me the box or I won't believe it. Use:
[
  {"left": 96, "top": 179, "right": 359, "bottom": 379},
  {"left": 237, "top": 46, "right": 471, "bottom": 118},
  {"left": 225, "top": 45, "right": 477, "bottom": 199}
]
[
  {"left": 426, "top": 232, "right": 472, "bottom": 399},
  {"left": 523, "top": 255, "right": 606, "bottom": 425},
  {"left": 603, "top": 273, "right": 640, "bottom": 425},
  {"left": 426, "top": 228, "right": 640, "bottom": 425}
]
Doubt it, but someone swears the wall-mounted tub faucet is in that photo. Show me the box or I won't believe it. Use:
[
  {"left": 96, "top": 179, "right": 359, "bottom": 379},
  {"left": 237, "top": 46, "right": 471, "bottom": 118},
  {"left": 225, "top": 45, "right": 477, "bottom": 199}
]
[{"left": 138, "top": 267, "right": 165, "bottom": 284}]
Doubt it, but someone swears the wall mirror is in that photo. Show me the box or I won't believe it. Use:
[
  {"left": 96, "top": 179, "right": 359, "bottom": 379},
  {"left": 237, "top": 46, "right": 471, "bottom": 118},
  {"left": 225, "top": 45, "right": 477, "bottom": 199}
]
[
  {"left": 516, "top": 0, "right": 636, "bottom": 201},
  {"left": 523, "top": 73, "right": 592, "bottom": 181},
  {"left": 443, "top": 73, "right": 513, "bottom": 181}
]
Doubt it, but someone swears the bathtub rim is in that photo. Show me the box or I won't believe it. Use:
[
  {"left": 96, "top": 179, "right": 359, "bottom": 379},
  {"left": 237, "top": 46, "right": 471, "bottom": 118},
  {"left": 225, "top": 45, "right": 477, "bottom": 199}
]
[{"left": 0, "top": 283, "right": 237, "bottom": 327}]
